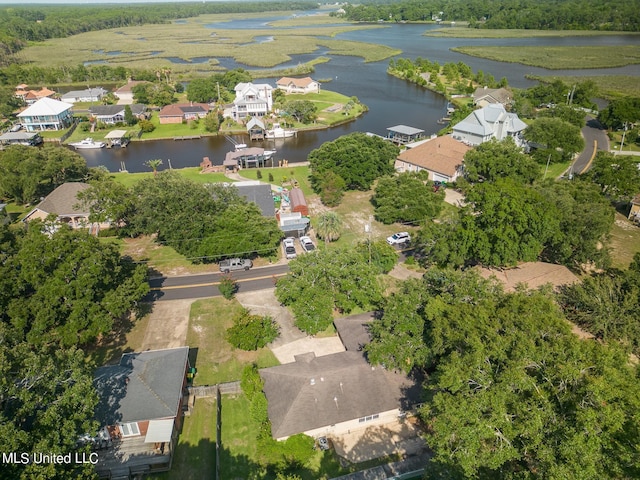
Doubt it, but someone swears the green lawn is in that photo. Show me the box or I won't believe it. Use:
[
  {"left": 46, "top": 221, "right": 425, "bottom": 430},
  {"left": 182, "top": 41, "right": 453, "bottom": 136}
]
[
  {"left": 111, "top": 168, "right": 230, "bottom": 188},
  {"left": 149, "top": 397, "right": 217, "bottom": 480},
  {"left": 237, "top": 165, "right": 314, "bottom": 196},
  {"left": 187, "top": 297, "right": 280, "bottom": 386}
]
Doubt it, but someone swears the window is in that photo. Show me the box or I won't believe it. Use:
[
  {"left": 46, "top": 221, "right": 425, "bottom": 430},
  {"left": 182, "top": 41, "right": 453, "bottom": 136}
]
[
  {"left": 358, "top": 414, "right": 380, "bottom": 424},
  {"left": 119, "top": 422, "right": 140, "bottom": 437}
]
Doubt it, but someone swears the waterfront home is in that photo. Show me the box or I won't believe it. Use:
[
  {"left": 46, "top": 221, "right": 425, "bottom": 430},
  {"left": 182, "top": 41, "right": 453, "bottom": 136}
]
[
  {"left": 89, "top": 104, "right": 148, "bottom": 125},
  {"left": 473, "top": 87, "right": 513, "bottom": 108},
  {"left": 61, "top": 87, "right": 108, "bottom": 104},
  {"left": 93, "top": 347, "right": 190, "bottom": 479},
  {"left": 23, "top": 182, "right": 110, "bottom": 234},
  {"left": 158, "top": 103, "right": 210, "bottom": 124},
  {"left": 231, "top": 82, "right": 273, "bottom": 120},
  {"left": 394, "top": 135, "right": 471, "bottom": 183},
  {"left": 452, "top": 103, "right": 527, "bottom": 146},
  {"left": 276, "top": 77, "right": 320, "bottom": 94},
  {"left": 17, "top": 97, "right": 73, "bottom": 131}
]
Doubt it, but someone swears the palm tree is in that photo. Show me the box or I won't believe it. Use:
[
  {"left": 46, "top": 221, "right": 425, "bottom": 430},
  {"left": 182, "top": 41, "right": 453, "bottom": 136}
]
[
  {"left": 145, "top": 159, "right": 163, "bottom": 177},
  {"left": 316, "top": 211, "right": 343, "bottom": 243}
]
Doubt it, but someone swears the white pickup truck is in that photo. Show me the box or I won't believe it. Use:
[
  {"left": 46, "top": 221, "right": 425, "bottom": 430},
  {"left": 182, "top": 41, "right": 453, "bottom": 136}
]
[{"left": 219, "top": 258, "right": 252, "bottom": 273}]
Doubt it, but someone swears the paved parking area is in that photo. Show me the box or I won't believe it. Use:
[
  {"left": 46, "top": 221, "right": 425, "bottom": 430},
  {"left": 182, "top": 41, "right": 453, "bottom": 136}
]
[{"left": 235, "top": 288, "right": 345, "bottom": 364}]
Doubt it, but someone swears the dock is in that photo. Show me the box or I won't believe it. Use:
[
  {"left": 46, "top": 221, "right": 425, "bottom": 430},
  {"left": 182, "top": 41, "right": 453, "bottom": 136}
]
[{"left": 173, "top": 135, "right": 201, "bottom": 141}]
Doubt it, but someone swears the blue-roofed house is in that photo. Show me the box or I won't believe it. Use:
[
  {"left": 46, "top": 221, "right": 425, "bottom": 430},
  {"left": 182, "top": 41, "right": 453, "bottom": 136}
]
[
  {"left": 452, "top": 103, "right": 527, "bottom": 147},
  {"left": 92, "top": 347, "right": 190, "bottom": 479}
]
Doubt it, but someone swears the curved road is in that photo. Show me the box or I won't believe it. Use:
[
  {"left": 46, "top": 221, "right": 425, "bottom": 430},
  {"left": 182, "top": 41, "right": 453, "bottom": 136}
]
[{"left": 572, "top": 116, "right": 609, "bottom": 175}]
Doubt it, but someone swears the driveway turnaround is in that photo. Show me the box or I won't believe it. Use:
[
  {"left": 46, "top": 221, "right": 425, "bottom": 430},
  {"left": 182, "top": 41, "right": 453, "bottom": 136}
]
[{"left": 235, "top": 288, "right": 345, "bottom": 364}]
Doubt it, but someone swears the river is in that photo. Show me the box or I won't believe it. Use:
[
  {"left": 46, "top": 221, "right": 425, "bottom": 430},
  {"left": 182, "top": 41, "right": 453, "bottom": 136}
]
[{"left": 77, "top": 17, "right": 640, "bottom": 173}]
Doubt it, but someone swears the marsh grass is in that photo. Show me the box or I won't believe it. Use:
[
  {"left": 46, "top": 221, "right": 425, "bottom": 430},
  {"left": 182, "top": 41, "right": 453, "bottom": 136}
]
[
  {"left": 452, "top": 45, "right": 640, "bottom": 69},
  {"left": 19, "top": 16, "right": 396, "bottom": 73}
]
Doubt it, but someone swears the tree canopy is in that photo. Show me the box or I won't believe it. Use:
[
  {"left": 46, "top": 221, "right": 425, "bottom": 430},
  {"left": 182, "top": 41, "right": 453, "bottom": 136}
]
[
  {"left": 525, "top": 117, "right": 584, "bottom": 163},
  {"left": 463, "top": 138, "right": 540, "bottom": 184},
  {"left": 0, "top": 145, "right": 88, "bottom": 204},
  {"left": 275, "top": 247, "right": 383, "bottom": 334},
  {"left": 308, "top": 132, "right": 399, "bottom": 194},
  {"left": 88, "top": 172, "right": 282, "bottom": 262},
  {"left": 587, "top": 151, "right": 640, "bottom": 202},
  {"left": 366, "top": 269, "right": 640, "bottom": 479},
  {"left": 372, "top": 172, "right": 445, "bottom": 224}
]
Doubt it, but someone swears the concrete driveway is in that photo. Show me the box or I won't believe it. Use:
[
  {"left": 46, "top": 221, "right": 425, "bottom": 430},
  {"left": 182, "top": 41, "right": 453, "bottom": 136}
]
[{"left": 235, "top": 288, "right": 345, "bottom": 364}]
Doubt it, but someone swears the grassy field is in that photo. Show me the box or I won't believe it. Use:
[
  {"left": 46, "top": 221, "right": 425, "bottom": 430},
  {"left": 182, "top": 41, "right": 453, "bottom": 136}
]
[
  {"left": 186, "top": 297, "right": 280, "bottom": 386},
  {"left": 18, "top": 13, "right": 397, "bottom": 74},
  {"left": 452, "top": 45, "right": 640, "bottom": 70},
  {"left": 426, "top": 27, "right": 638, "bottom": 38},
  {"left": 609, "top": 213, "right": 640, "bottom": 269}
]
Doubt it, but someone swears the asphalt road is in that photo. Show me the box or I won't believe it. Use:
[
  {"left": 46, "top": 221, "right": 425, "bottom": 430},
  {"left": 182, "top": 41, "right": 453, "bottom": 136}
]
[
  {"left": 146, "top": 264, "right": 290, "bottom": 301},
  {"left": 572, "top": 116, "right": 609, "bottom": 175}
]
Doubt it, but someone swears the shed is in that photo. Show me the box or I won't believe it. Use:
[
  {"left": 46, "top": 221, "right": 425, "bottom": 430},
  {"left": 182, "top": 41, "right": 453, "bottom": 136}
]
[{"left": 288, "top": 187, "right": 308, "bottom": 216}]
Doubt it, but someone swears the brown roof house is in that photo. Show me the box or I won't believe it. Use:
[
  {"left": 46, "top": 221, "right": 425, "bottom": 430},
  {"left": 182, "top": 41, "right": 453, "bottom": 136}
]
[
  {"left": 473, "top": 87, "right": 513, "bottom": 108},
  {"left": 276, "top": 76, "right": 320, "bottom": 94},
  {"left": 23, "top": 182, "right": 110, "bottom": 234},
  {"left": 158, "top": 103, "right": 210, "bottom": 124},
  {"left": 395, "top": 135, "right": 471, "bottom": 182},
  {"left": 260, "top": 312, "right": 423, "bottom": 462},
  {"left": 93, "top": 347, "right": 190, "bottom": 479}
]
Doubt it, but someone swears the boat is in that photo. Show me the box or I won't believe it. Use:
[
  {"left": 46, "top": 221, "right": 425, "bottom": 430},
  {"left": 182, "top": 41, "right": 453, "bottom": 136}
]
[
  {"left": 70, "top": 137, "right": 105, "bottom": 149},
  {"left": 265, "top": 123, "right": 296, "bottom": 139}
]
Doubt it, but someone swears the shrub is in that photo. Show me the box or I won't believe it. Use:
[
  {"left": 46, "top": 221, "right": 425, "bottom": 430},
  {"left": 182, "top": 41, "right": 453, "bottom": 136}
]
[
  {"left": 138, "top": 119, "right": 155, "bottom": 133},
  {"left": 268, "top": 172, "right": 274, "bottom": 182},
  {"left": 218, "top": 274, "right": 237, "bottom": 300},
  {"left": 256, "top": 169, "right": 262, "bottom": 179},
  {"left": 226, "top": 308, "right": 279, "bottom": 350}
]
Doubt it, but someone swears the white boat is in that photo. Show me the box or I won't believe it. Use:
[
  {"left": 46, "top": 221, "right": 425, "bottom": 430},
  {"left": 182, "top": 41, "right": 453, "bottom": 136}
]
[
  {"left": 265, "top": 123, "right": 296, "bottom": 139},
  {"left": 70, "top": 137, "right": 105, "bottom": 149}
]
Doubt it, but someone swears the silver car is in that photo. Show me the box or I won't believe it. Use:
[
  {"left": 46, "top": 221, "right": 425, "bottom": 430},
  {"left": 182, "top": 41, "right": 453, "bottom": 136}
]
[{"left": 283, "top": 237, "right": 297, "bottom": 259}]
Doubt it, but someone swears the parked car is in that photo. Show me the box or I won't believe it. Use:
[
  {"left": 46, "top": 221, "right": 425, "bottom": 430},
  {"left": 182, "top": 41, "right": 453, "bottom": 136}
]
[
  {"left": 317, "top": 436, "right": 330, "bottom": 451},
  {"left": 10, "top": 124, "right": 22, "bottom": 132},
  {"left": 283, "top": 237, "right": 297, "bottom": 259},
  {"left": 219, "top": 258, "right": 252, "bottom": 273},
  {"left": 299, "top": 235, "right": 316, "bottom": 253},
  {"left": 386, "top": 231, "right": 410, "bottom": 245}
]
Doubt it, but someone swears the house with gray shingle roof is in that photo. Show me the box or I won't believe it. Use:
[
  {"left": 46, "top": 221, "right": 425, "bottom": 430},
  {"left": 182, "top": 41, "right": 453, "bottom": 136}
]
[
  {"left": 452, "top": 103, "right": 527, "bottom": 147},
  {"left": 473, "top": 87, "right": 513, "bottom": 107},
  {"left": 89, "top": 104, "right": 147, "bottom": 124},
  {"left": 93, "top": 347, "right": 190, "bottom": 479},
  {"left": 23, "top": 182, "right": 110, "bottom": 233},
  {"left": 260, "top": 312, "right": 421, "bottom": 442}
]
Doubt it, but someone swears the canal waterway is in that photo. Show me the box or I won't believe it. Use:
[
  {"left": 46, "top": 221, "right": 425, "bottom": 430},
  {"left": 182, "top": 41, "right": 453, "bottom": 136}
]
[{"left": 78, "top": 17, "right": 640, "bottom": 173}]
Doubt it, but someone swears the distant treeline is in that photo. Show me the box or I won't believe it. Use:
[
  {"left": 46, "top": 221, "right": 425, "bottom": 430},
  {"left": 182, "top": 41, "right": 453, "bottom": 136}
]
[
  {"left": 0, "top": 2, "right": 316, "bottom": 68},
  {"left": 338, "top": 0, "right": 640, "bottom": 31}
]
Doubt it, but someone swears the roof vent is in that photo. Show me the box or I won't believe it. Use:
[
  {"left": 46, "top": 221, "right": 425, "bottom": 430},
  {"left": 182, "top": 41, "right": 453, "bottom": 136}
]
[
  {"left": 310, "top": 378, "right": 315, "bottom": 385},
  {"left": 320, "top": 377, "right": 324, "bottom": 382}
]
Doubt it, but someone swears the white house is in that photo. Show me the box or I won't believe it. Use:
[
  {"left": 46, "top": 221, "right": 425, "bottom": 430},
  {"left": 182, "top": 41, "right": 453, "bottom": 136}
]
[
  {"left": 276, "top": 77, "right": 320, "bottom": 94},
  {"left": 17, "top": 97, "right": 73, "bottom": 131},
  {"left": 231, "top": 82, "right": 273, "bottom": 120},
  {"left": 61, "top": 87, "right": 108, "bottom": 104},
  {"left": 452, "top": 103, "right": 527, "bottom": 146}
]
